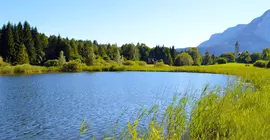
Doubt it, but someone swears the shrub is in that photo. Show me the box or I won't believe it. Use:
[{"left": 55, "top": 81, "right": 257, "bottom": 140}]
[
  {"left": 108, "top": 60, "right": 119, "bottom": 66},
  {"left": 135, "top": 61, "right": 147, "bottom": 66},
  {"left": 73, "top": 59, "right": 82, "bottom": 63},
  {"left": 174, "top": 53, "right": 194, "bottom": 66},
  {"left": 44, "top": 60, "right": 59, "bottom": 67},
  {"left": 0, "top": 56, "right": 4, "bottom": 66},
  {"left": 123, "top": 60, "right": 136, "bottom": 66},
  {"left": 216, "top": 57, "right": 227, "bottom": 64},
  {"left": 95, "top": 58, "right": 109, "bottom": 66},
  {"left": 13, "top": 64, "right": 43, "bottom": 74},
  {"left": 253, "top": 60, "right": 267, "bottom": 68},
  {"left": 266, "top": 61, "right": 270, "bottom": 68},
  {"left": 154, "top": 61, "right": 166, "bottom": 67},
  {"left": 61, "top": 61, "right": 82, "bottom": 72}
]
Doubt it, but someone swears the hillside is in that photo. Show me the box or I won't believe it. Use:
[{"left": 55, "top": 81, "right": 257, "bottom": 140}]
[{"left": 198, "top": 10, "right": 270, "bottom": 55}]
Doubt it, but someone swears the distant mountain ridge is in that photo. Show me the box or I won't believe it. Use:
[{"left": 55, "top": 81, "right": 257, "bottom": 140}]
[{"left": 197, "top": 10, "right": 270, "bottom": 55}]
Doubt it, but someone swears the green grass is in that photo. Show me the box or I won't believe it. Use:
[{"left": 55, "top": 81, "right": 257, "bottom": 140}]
[{"left": 0, "top": 64, "right": 60, "bottom": 75}]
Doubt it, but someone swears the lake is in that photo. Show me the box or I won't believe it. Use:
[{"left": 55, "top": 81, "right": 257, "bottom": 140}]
[{"left": 0, "top": 72, "right": 231, "bottom": 139}]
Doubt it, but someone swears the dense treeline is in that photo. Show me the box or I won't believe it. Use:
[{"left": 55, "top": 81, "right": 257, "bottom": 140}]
[{"left": 0, "top": 22, "right": 270, "bottom": 67}]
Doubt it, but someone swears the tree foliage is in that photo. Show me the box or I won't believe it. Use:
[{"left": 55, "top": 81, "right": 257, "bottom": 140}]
[
  {"left": 237, "top": 52, "right": 251, "bottom": 63},
  {"left": 250, "top": 52, "right": 262, "bottom": 63},
  {"left": 262, "top": 48, "right": 270, "bottom": 60},
  {"left": 187, "top": 48, "right": 201, "bottom": 66},
  {"left": 220, "top": 52, "right": 235, "bottom": 62},
  {"left": 58, "top": 51, "right": 66, "bottom": 66},
  {"left": 216, "top": 57, "right": 227, "bottom": 64},
  {"left": 202, "top": 51, "right": 212, "bottom": 65},
  {"left": 174, "top": 53, "right": 194, "bottom": 66},
  {"left": 0, "top": 21, "right": 270, "bottom": 67}
]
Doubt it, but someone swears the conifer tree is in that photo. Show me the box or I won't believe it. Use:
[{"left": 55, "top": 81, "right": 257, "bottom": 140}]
[
  {"left": 23, "top": 21, "right": 36, "bottom": 64},
  {"left": 4, "top": 23, "right": 16, "bottom": 63},
  {"left": 168, "top": 53, "right": 173, "bottom": 65},
  {"left": 16, "top": 44, "right": 29, "bottom": 64}
]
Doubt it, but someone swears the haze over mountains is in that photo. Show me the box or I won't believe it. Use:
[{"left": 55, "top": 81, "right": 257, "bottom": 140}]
[{"left": 197, "top": 9, "right": 270, "bottom": 55}]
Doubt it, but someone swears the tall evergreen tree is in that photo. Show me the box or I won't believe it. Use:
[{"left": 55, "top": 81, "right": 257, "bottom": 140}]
[
  {"left": 34, "top": 34, "right": 45, "bottom": 64},
  {"left": 23, "top": 21, "right": 36, "bottom": 64},
  {"left": 202, "top": 51, "right": 212, "bottom": 65},
  {"left": 15, "top": 44, "right": 29, "bottom": 64},
  {"left": 2, "top": 23, "right": 16, "bottom": 63},
  {"left": 168, "top": 53, "right": 173, "bottom": 66},
  {"left": 65, "top": 42, "right": 73, "bottom": 61},
  {"left": 211, "top": 54, "right": 216, "bottom": 64},
  {"left": 17, "top": 22, "right": 24, "bottom": 43},
  {"left": 170, "top": 46, "right": 177, "bottom": 62},
  {"left": 0, "top": 27, "right": 2, "bottom": 56}
]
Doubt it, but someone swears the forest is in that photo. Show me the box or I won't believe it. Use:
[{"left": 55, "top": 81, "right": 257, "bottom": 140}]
[{"left": 0, "top": 21, "right": 270, "bottom": 68}]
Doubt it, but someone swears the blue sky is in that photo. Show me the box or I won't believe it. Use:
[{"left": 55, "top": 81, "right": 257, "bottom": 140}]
[{"left": 1, "top": 0, "right": 270, "bottom": 48}]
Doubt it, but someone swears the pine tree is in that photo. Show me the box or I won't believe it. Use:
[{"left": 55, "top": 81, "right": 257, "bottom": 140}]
[
  {"left": 16, "top": 44, "right": 29, "bottom": 64},
  {"left": 65, "top": 42, "right": 73, "bottom": 61},
  {"left": 168, "top": 53, "right": 173, "bottom": 66},
  {"left": 23, "top": 21, "right": 36, "bottom": 64},
  {"left": 202, "top": 51, "right": 212, "bottom": 65},
  {"left": 170, "top": 46, "right": 177, "bottom": 62},
  {"left": 17, "top": 22, "right": 24, "bottom": 43},
  {"left": 211, "top": 54, "right": 216, "bottom": 64},
  {"left": 4, "top": 23, "right": 16, "bottom": 63}
]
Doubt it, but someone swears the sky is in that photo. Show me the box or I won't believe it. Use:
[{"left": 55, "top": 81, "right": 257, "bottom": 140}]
[{"left": 1, "top": 0, "right": 270, "bottom": 48}]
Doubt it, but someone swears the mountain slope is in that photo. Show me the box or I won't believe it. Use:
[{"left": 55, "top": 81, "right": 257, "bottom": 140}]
[{"left": 198, "top": 10, "right": 270, "bottom": 55}]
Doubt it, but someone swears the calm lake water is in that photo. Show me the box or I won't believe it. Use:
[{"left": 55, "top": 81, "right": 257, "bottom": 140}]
[{"left": 0, "top": 72, "right": 231, "bottom": 139}]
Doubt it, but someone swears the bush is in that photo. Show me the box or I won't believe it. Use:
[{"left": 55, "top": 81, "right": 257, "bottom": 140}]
[
  {"left": 135, "top": 61, "right": 147, "bottom": 66},
  {"left": 0, "top": 56, "right": 4, "bottom": 66},
  {"left": 154, "top": 61, "right": 166, "bottom": 67},
  {"left": 44, "top": 60, "right": 59, "bottom": 67},
  {"left": 95, "top": 58, "right": 110, "bottom": 66},
  {"left": 13, "top": 64, "right": 43, "bottom": 74},
  {"left": 108, "top": 60, "right": 119, "bottom": 66},
  {"left": 267, "top": 61, "right": 270, "bottom": 68},
  {"left": 123, "top": 60, "right": 136, "bottom": 66},
  {"left": 253, "top": 60, "right": 267, "bottom": 68},
  {"left": 216, "top": 57, "right": 227, "bottom": 64},
  {"left": 174, "top": 53, "right": 194, "bottom": 66},
  {"left": 61, "top": 61, "right": 82, "bottom": 72}
]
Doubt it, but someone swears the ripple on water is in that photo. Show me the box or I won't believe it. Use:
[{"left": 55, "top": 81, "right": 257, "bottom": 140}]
[{"left": 0, "top": 72, "right": 230, "bottom": 139}]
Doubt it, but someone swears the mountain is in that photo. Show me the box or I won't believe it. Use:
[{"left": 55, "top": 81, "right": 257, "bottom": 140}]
[{"left": 198, "top": 10, "right": 270, "bottom": 55}]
